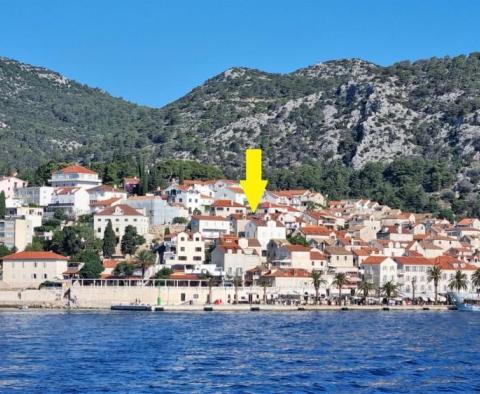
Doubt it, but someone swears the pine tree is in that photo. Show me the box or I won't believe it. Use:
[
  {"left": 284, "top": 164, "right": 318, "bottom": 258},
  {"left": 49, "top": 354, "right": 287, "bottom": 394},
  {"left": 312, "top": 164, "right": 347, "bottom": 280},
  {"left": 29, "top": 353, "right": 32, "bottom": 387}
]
[
  {"left": 121, "top": 225, "right": 140, "bottom": 256},
  {"left": 102, "top": 220, "right": 116, "bottom": 258},
  {"left": 0, "top": 191, "right": 5, "bottom": 219}
]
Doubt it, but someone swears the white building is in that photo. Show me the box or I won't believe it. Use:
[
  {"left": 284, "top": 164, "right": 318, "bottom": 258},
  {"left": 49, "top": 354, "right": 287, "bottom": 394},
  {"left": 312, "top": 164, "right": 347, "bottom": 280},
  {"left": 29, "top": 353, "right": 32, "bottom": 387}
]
[
  {"left": 1, "top": 251, "right": 68, "bottom": 288},
  {"left": 362, "top": 256, "right": 397, "bottom": 288},
  {"left": 47, "top": 187, "right": 90, "bottom": 218},
  {"left": 88, "top": 185, "right": 127, "bottom": 204},
  {"left": 212, "top": 238, "right": 262, "bottom": 279},
  {"left": 164, "top": 231, "right": 205, "bottom": 264},
  {"left": 244, "top": 219, "right": 286, "bottom": 254},
  {"left": 126, "top": 196, "right": 188, "bottom": 226},
  {"left": 15, "top": 186, "right": 54, "bottom": 207},
  {"left": 49, "top": 165, "right": 102, "bottom": 190},
  {"left": 0, "top": 175, "right": 28, "bottom": 199},
  {"left": 190, "top": 215, "right": 231, "bottom": 241},
  {"left": 210, "top": 200, "right": 246, "bottom": 218},
  {"left": 6, "top": 206, "right": 43, "bottom": 229},
  {"left": 94, "top": 204, "right": 148, "bottom": 241}
]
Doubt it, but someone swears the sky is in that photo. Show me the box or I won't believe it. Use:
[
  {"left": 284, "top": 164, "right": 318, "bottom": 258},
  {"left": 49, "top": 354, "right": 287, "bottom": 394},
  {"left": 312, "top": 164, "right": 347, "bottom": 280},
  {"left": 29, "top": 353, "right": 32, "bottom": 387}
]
[{"left": 1, "top": 0, "right": 479, "bottom": 107}]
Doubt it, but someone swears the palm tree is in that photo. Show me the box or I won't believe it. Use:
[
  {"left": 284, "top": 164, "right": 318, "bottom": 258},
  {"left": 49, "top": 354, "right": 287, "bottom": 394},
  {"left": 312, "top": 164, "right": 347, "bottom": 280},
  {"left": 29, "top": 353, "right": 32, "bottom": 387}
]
[
  {"left": 135, "top": 249, "right": 156, "bottom": 279},
  {"left": 472, "top": 268, "right": 480, "bottom": 291},
  {"left": 358, "top": 281, "right": 375, "bottom": 304},
  {"left": 311, "top": 270, "right": 327, "bottom": 305},
  {"left": 200, "top": 272, "right": 215, "bottom": 304},
  {"left": 332, "top": 273, "right": 348, "bottom": 305},
  {"left": 233, "top": 275, "right": 243, "bottom": 304},
  {"left": 449, "top": 270, "right": 468, "bottom": 292},
  {"left": 381, "top": 281, "right": 399, "bottom": 304},
  {"left": 427, "top": 265, "right": 442, "bottom": 304},
  {"left": 257, "top": 277, "right": 271, "bottom": 304}
]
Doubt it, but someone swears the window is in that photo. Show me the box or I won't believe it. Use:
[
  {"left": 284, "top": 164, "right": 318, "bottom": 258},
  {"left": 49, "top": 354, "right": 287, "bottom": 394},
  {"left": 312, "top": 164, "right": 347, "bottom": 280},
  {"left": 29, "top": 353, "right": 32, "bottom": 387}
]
[
  {"left": 34, "top": 262, "right": 37, "bottom": 268},
  {"left": 98, "top": 228, "right": 101, "bottom": 233},
  {"left": 179, "top": 256, "right": 187, "bottom": 261},
  {"left": 44, "top": 274, "right": 47, "bottom": 279},
  {"left": 180, "top": 237, "right": 185, "bottom": 241},
  {"left": 180, "top": 247, "right": 185, "bottom": 252},
  {"left": 195, "top": 247, "right": 202, "bottom": 252},
  {"left": 193, "top": 256, "right": 201, "bottom": 261},
  {"left": 33, "top": 273, "right": 37, "bottom": 279}
]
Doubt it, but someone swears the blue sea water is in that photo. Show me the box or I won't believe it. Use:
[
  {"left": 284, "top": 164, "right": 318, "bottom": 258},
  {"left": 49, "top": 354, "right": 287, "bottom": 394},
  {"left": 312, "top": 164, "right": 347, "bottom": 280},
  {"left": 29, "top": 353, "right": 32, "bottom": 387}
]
[{"left": 0, "top": 310, "right": 479, "bottom": 393}]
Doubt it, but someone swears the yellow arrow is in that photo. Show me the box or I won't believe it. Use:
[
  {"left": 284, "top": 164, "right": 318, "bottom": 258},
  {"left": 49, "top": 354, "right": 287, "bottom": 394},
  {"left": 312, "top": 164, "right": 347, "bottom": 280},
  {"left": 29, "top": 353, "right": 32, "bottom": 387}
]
[{"left": 240, "top": 148, "right": 268, "bottom": 213}]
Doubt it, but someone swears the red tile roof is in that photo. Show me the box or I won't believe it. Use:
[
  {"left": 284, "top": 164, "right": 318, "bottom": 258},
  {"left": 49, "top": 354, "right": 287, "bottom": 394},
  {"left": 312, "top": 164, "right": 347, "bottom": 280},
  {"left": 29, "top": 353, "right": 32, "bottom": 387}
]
[
  {"left": 263, "top": 268, "right": 311, "bottom": 278},
  {"left": 3, "top": 251, "right": 68, "bottom": 261},
  {"left": 55, "top": 165, "right": 97, "bottom": 175},
  {"left": 393, "top": 256, "right": 432, "bottom": 266},
  {"left": 310, "top": 251, "right": 326, "bottom": 260},
  {"left": 96, "top": 204, "right": 144, "bottom": 216}
]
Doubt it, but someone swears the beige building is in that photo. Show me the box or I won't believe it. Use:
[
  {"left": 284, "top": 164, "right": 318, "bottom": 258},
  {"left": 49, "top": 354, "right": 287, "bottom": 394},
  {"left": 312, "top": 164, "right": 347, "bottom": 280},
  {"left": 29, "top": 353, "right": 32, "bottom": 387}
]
[
  {"left": 362, "top": 256, "right": 397, "bottom": 288},
  {"left": 94, "top": 204, "right": 148, "bottom": 241},
  {"left": 2, "top": 251, "right": 69, "bottom": 288},
  {"left": 0, "top": 217, "right": 33, "bottom": 251}
]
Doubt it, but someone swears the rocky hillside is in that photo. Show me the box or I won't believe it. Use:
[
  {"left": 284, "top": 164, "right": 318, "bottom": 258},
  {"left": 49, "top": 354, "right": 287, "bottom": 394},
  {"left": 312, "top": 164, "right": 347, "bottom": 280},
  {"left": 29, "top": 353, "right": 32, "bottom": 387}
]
[{"left": 1, "top": 54, "right": 480, "bottom": 179}]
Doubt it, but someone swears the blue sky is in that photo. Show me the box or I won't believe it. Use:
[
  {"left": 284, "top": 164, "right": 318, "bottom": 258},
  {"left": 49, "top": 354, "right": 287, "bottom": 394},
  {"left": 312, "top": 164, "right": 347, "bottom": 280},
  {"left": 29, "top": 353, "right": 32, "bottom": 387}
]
[{"left": 1, "top": 0, "right": 479, "bottom": 107}]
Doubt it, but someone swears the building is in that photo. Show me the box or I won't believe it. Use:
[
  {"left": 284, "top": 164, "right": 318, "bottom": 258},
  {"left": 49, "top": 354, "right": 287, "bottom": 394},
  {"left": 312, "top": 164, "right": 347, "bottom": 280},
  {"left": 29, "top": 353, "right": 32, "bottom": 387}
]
[
  {"left": 88, "top": 185, "right": 126, "bottom": 204},
  {"left": 191, "top": 215, "right": 231, "bottom": 241},
  {"left": 5, "top": 206, "right": 43, "bottom": 229},
  {"left": 165, "top": 231, "right": 205, "bottom": 264},
  {"left": 362, "top": 256, "right": 397, "bottom": 288},
  {"left": 210, "top": 200, "right": 247, "bottom": 218},
  {"left": 126, "top": 196, "right": 188, "bottom": 226},
  {"left": 94, "top": 204, "right": 148, "bottom": 241},
  {"left": 47, "top": 187, "right": 90, "bottom": 218},
  {"left": 1, "top": 251, "right": 69, "bottom": 288},
  {"left": 0, "top": 217, "right": 33, "bottom": 251},
  {"left": 244, "top": 219, "right": 286, "bottom": 255},
  {"left": 49, "top": 165, "right": 101, "bottom": 189},
  {"left": 211, "top": 238, "right": 262, "bottom": 279},
  {"left": 15, "top": 186, "right": 54, "bottom": 207},
  {"left": 0, "top": 175, "right": 28, "bottom": 199}
]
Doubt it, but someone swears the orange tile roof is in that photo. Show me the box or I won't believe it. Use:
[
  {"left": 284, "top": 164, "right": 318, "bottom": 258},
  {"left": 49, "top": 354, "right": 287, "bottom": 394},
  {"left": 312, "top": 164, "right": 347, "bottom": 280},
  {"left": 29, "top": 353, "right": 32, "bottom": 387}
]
[
  {"left": 285, "top": 244, "right": 311, "bottom": 252},
  {"left": 394, "top": 256, "right": 432, "bottom": 266},
  {"left": 310, "top": 251, "right": 326, "bottom": 260},
  {"left": 212, "top": 199, "right": 244, "bottom": 208},
  {"left": 363, "top": 256, "right": 389, "bottom": 265},
  {"left": 3, "top": 251, "right": 68, "bottom": 261},
  {"left": 264, "top": 268, "right": 311, "bottom": 278},
  {"left": 299, "top": 225, "right": 332, "bottom": 236},
  {"left": 56, "top": 165, "right": 97, "bottom": 175},
  {"left": 103, "top": 259, "right": 120, "bottom": 269}
]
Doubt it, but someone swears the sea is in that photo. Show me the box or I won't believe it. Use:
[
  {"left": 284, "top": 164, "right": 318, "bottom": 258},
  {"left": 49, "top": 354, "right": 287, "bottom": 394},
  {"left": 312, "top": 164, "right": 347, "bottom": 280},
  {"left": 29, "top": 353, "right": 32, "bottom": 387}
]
[{"left": 0, "top": 310, "right": 479, "bottom": 393}]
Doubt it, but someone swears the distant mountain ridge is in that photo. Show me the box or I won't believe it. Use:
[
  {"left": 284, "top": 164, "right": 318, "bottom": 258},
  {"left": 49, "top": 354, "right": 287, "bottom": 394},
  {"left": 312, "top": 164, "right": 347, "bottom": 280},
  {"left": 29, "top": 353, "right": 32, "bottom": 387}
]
[{"left": 1, "top": 53, "right": 480, "bottom": 181}]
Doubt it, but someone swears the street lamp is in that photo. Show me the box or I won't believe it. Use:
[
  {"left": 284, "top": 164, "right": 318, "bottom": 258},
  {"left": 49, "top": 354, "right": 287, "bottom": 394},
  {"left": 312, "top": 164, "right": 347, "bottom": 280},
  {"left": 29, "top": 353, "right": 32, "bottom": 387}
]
[{"left": 411, "top": 277, "right": 417, "bottom": 305}]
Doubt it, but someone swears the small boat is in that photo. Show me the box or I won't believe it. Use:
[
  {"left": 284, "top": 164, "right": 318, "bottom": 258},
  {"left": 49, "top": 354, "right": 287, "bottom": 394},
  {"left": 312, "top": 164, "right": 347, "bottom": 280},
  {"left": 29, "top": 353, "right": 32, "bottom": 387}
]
[
  {"left": 448, "top": 292, "right": 480, "bottom": 312},
  {"left": 111, "top": 303, "right": 154, "bottom": 311},
  {"left": 18, "top": 305, "right": 29, "bottom": 311}
]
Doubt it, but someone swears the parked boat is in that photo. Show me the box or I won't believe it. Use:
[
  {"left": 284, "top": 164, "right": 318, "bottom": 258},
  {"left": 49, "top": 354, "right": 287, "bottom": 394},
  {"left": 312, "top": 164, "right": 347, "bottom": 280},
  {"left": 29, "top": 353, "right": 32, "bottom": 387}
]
[
  {"left": 111, "top": 304, "right": 154, "bottom": 311},
  {"left": 448, "top": 292, "right": 480, "bottom": 312}
]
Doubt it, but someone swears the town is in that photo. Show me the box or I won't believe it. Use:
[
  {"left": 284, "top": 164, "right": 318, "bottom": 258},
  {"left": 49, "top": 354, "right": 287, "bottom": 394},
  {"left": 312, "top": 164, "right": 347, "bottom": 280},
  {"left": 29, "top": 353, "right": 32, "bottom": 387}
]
[{"left": 1, "top": 163, "right": 480, "bottom": 309}]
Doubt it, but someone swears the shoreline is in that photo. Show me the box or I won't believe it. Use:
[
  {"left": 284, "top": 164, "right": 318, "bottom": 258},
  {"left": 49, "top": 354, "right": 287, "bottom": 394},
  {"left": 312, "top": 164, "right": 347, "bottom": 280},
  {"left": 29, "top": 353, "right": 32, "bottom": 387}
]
[{"left": 0, "top": 304, "right": 453, "bottom": 312}]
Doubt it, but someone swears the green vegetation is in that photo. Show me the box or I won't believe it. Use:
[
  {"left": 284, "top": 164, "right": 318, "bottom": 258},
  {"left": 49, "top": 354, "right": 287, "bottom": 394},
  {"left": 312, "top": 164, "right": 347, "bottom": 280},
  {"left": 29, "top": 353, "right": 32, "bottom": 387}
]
[
  {"left": 74, "top": 249, "right": 104, "bottom": 279},
  {"left": 155, "top": 267, "right": 174, "bottom": 279},
  {"left": 135, "top": 249, "right": 156, "bottom": 278},
  {"left": 113, "top": 261, "right": 135, "bottom": 277},
  {"left": 49, "top": 222, "right": 101, "bottom": 259},
  {"left": 120, "top": 225, "right": 145, "bottom": 256},
  {"left": 427, "top": 265, "right": 442, "bottom": 304},
  {"left": 102, "top": 220, "right": 116, "bottom": 258},
  {"left": 25, "top": 237, "right": 46, "bottom": 251},
  {"left": 172, "top": 217, "right": 188, "bottom": 224},
  {"left": 0, "top": 244, "right": 13, "bottom": 258},
  {"left": 448, "top": 270, "right": 469, "bottom": 292},
  {"left": 0, "top": 191, "right": 5, "bottom": 219},
  {"left": 311, "top": 270, "right": 327, "bottom": 305},
  {"left": 287, "top": 233, "right": 309, "bottom": 247}
]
